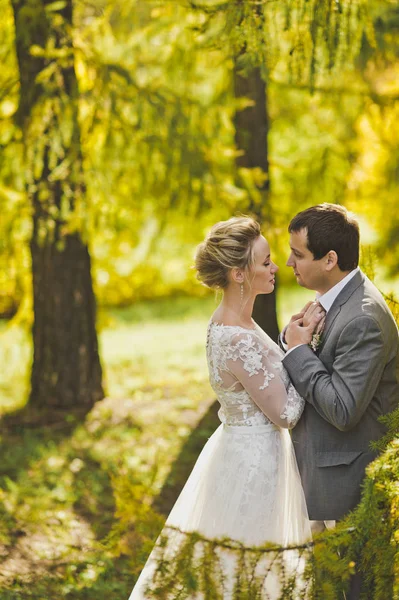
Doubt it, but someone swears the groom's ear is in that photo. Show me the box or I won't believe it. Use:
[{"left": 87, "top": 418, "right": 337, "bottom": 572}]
[{"left": 325, "top": 250, "right": 338, "bottom": 271}]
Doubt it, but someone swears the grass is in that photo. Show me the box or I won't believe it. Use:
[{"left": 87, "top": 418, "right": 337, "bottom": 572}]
[
  {"left": 0, "top": 282, "right": 389, "bottom": 599},
  {"left": 0, "top": 294, "right": 221, "bottom": 599}
]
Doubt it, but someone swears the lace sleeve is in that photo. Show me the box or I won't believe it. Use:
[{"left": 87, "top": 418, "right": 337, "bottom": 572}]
[
  {"left": 225, "top": 332, "right": 305, "bottom": 428},
  {"left": 279, "top": 380, "right": 305, "bottom": 427}
]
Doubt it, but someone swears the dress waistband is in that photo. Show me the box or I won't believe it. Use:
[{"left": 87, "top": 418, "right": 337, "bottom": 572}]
[{"left": 222, "top": 422, "right": 279, "bottom": 434}]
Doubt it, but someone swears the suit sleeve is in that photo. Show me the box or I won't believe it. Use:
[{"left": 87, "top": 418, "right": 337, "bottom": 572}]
[{"left": 282, "top": 315, "right": 386, "bottom": 432}]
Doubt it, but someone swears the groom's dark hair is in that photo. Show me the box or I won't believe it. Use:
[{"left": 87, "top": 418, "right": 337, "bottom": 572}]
[{"left": 289, "top": 203, "right": 360, "bottom": 271}]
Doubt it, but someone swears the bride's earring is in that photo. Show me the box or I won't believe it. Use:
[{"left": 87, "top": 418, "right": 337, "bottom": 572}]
[{"left": 240, "top": 283, "right": 244, "bottom": 307}]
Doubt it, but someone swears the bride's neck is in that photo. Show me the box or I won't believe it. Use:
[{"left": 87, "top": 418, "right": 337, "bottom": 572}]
[{"left": 214, "top": 288, "right": 256, "bottom": 327}]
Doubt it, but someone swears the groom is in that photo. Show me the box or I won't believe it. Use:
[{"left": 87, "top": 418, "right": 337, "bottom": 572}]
[{"left": 281, "top": 203, "right": 399, "bottom": 598}]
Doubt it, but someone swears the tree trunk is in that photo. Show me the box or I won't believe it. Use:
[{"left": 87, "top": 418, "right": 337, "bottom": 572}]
[
  {"left": 233, "top": 64, "right": 280, "bottom": 342},
  {"left": 11, "top": 0, "right": 103, "bottom": 411}
]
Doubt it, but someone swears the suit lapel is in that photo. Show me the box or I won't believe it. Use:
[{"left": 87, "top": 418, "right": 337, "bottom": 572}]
[{"left": 319, "top": 270, "right": 365, "bottom": 347}]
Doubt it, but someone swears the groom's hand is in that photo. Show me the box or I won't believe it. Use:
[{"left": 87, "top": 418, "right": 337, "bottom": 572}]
[{"left": 285, "top": 306, "right": 324, "bottom": 349}]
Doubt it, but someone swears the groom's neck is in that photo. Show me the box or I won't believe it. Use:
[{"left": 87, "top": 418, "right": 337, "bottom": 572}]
[{"left": 316, "top": 269, "right": 352, "bottom": 296}]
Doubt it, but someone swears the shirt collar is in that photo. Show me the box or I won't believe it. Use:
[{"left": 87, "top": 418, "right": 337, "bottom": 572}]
[{"left": 316, "top": 267, "right": 360, "bottom": 313}]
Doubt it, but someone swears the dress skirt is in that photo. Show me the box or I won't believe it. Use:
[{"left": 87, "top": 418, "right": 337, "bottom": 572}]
[{"left": 129, "top": 422, "right": 311, "bottom": 599}]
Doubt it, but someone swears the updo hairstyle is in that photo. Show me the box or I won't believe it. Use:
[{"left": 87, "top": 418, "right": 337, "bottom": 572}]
[{"left": 195, "top": 217, "right": 261, "bottom": 290}]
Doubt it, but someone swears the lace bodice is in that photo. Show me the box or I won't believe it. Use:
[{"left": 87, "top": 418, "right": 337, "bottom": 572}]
[{"left": 206, "top": 321, "right": 305, "bottom": 428}]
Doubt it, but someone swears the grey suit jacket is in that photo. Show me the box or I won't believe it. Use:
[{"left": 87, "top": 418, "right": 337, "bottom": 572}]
[{"left": 282, "top": 271, "right": 399, "bottom": 520}]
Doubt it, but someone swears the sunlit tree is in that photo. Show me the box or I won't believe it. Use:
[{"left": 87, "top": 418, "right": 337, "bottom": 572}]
[{"left": 10, "top": 0, "right": 103, "bottom": 411}]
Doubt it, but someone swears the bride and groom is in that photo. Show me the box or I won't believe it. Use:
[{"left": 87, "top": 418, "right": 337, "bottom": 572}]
[{"left": 129, "top": 203, "right": 399, "bottom": 599}]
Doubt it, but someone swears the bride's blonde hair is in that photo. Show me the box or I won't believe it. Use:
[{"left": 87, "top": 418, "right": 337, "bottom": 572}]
[{"left": 195, "top": 216, "right": 261, "bottom": 290}]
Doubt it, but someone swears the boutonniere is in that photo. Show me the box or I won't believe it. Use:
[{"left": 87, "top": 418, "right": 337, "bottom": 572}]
[
  {"left": 309, "top": 312, "right": 325, "bottom": 353},
  {"left": 310, "top": 332, "right": 322, "bottom": 352}
]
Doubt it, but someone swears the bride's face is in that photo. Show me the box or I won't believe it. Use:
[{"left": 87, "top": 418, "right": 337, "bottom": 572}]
[{"left": 247, "top": 235, "right": 278, "bottom": 295}]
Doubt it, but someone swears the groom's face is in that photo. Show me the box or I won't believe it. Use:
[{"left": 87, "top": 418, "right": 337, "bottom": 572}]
[{"left": 286, "top": 228, "right": 326, "bottom": 291}]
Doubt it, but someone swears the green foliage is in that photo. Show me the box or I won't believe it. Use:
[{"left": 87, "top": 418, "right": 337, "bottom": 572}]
[
  {"left": 145, "top": 525, "right": 312, "bottom": 599},
  {"left": 187, "top": 0, "right": 375, "bottom": 85},
  {"left": 0, "top": 0, "right": 27, "bottom": 317},
  {"left": 0, "top": 322, "right": 31, "bottom": 412},
  {"left": 1, "top": 0, "right": 399, "bottom": 315}
]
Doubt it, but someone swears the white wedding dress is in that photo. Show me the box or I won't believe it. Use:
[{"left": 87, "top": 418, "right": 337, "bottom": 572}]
[{"left": 129, "top": 322, "right": 311, "bottom": 599}]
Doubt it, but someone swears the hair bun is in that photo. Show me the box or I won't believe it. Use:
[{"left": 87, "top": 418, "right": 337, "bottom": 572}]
[{"left": 195, "top": 217, "right": 261, "bottom": 290}]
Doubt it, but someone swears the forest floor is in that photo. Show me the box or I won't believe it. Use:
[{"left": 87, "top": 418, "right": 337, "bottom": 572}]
[{"left": 0, "top": 283, "right": 379, "bottom": 599}]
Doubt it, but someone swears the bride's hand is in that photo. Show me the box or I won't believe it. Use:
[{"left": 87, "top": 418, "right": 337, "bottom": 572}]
[
  {"left": 285, "top": 305, "right": 324, "bottom": 349},
  {"left": 302, "top": 302, "right": 326, "bottom": 331},
  {"left": 288, "top": 301, "right": 313, "bottom": 326}
]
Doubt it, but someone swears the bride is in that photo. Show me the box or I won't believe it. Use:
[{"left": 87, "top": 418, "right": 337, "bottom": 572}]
[{"left": 129, "top": 216, "right": 323, "bottom": 599}]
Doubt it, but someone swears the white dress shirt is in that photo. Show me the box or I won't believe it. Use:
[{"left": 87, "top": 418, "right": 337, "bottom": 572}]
[
  {"left": 315, "top": 267, "right": 360, "bottom": 312},
  {"left": 284, "top": 267, "right": 360, "bottom": 355}
]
